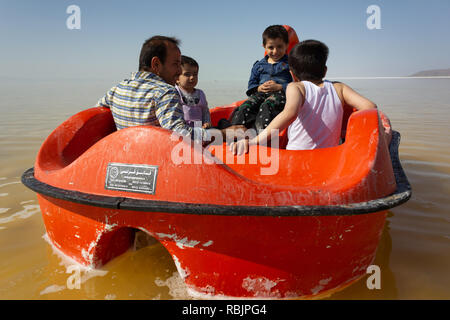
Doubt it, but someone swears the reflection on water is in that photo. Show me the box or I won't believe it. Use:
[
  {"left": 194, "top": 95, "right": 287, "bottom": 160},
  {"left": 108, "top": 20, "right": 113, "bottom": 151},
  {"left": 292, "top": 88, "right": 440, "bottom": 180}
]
[
  {"left": 328, "top": 216, "right": 398, "bottom": 300},
  {"left": 0, "top": 78, "right": 449, "bottom": 299}
]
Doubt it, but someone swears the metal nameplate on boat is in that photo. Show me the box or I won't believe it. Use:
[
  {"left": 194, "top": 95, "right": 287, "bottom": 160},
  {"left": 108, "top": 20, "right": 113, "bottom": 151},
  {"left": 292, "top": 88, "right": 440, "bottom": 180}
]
[{"left": 105, "top": 163, "right": 158, "bottom": 195}]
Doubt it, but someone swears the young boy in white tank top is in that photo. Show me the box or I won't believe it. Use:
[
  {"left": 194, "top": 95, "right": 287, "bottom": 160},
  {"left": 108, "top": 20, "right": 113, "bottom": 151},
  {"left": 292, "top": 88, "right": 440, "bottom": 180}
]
[{"left": 230, "top": 40, "right": 388, "bottom": 155}]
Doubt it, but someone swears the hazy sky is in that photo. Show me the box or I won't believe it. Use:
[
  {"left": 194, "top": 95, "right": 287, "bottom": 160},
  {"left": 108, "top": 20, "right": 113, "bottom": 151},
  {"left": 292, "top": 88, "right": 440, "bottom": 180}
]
[{"left": 1, "top": 0, "right": 449, "bottom": 85}]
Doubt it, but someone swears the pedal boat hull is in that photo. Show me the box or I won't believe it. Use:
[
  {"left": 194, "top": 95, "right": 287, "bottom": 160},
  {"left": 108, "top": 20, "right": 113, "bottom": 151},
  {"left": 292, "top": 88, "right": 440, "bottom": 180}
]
[{"left": 22, "top": 105, "right": 411, "bottom": 299}]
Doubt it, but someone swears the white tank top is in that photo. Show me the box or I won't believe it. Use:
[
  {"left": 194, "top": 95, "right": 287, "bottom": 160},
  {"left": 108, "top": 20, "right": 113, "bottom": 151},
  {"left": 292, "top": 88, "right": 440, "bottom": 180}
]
[{"left": 286, "top": 80, "right": 343, "bottom": 150}]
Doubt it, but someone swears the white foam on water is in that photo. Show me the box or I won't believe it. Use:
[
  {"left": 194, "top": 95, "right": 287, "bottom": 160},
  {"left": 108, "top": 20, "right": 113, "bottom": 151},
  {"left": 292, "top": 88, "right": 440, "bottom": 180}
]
[
  {"left": 154, "top": 271, "right": 191, "bottom": 300},
  {"left": 20, "top": 200, "right": 35, "bottom": 204},
  {"left": 0, "top": 181, "right": 20, "bottom": 188},
  {"left": 39, "top": 284, "right": 66, "bottom": 295},
  {"left": 0, "top": 204, "right": 40, "bottom": 225},
  {"left": 41, "top": 233, "right": 109, "bottom": 294}
]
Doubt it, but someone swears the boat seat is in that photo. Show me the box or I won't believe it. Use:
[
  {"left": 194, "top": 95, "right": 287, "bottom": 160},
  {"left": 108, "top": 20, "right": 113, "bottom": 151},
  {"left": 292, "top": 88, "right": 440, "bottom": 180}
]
[{"left": 37, "top": 107, "right": 117, "bottom": 171}]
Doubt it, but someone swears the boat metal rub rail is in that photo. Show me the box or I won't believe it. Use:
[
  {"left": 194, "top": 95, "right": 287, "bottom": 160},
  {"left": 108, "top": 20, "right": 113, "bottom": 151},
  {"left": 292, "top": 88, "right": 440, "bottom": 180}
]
[{"left": 22, "top": 131, "right": 411, "bottom": 217}]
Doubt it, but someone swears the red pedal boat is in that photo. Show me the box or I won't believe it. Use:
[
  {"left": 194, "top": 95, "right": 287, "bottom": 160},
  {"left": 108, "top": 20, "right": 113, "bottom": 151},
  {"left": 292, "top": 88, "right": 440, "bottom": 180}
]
[{"left": 22, "top": 100, "right": 411, "bottom": 299}]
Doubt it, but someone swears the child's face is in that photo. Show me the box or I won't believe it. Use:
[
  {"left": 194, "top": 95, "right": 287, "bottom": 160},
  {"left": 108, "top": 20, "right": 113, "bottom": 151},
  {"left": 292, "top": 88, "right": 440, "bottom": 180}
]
[
  {"left": 264, "top": 37, "right": 288, "bottom": 63},
  {"left": 177, "top": 64, "right": 198, "bottom": 92}
]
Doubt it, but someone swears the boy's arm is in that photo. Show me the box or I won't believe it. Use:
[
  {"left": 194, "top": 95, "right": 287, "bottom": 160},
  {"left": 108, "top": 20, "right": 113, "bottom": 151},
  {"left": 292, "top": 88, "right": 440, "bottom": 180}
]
[
  {"left": 246, "top": 62, "right": 261, "bottom": 96},
  {"left": 340, "top": 82, "right": 391, "bottom": 142},
  {"left": 253, "top": 83, "right": 303, "bottom": 145},
  {"left": 340, "top": 83, "right": 376, "bottom": 110},
  {"left": 230, "top": 83, "right": 303, "bottom": 155},
  {"left": 281, "top": 71, "right": 294, "bottom": 92}
]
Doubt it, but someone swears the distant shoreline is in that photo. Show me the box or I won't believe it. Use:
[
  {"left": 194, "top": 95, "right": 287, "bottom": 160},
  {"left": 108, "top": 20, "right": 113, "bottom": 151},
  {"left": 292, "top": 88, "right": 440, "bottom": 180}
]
[{"left": 409, "top": 68, "right": 450, "bottom": 77}]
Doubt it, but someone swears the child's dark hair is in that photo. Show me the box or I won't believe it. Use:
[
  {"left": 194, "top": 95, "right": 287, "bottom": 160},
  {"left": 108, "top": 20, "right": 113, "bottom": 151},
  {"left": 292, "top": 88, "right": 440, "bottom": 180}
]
[
  {"left": 288, "top": 40, "right": 329, "bottom": 82},
  {"left": 181, "top": 55, "right": 199, "bottom": 69},
  {"left": 262, "top": 25, "right": 289, "bottom": 45},
  {"left": 139, "top": 36, "right": 180, "bottom": 71}
]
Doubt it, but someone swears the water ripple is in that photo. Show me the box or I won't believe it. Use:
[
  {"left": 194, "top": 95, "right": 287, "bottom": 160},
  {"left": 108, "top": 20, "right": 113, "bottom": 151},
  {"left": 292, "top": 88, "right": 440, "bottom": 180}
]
[{"left": 0, "top": 204, "right": 40, "bottom": 226}]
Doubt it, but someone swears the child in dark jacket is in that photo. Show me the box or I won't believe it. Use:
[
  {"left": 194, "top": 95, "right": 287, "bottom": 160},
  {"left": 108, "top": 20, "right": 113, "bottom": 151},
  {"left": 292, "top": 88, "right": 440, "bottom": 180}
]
[{"left": 230, "top": 25, "right": 293, "bottom": 132}]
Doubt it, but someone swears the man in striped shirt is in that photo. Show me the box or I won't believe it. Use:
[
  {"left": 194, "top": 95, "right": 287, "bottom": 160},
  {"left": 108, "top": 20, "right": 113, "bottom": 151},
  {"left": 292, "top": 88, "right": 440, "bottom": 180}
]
[{"left": 96, "top": 36, "right": 241, "bottom": 144}]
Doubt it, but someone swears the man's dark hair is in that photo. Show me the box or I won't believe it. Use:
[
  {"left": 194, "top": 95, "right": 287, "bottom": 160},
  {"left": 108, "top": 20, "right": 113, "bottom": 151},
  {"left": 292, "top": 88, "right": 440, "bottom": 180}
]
[
  {"left": 288, "top": 40, "right": 329, "bottom": 82},
  {"left": 262, "top": 25, "right": 289, "bottom": 45},
  {"left": 181, "top": 55, "right": 199, "bottom": 69},
  {"left": 139, "top": 36, "right": 180, "bottom": 71}
]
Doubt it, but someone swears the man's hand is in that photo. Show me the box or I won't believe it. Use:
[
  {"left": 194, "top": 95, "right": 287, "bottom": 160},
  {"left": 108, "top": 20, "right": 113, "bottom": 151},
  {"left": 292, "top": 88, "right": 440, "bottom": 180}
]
[{"left": 258, "top": 80, "right": 282, "bottom": 93}]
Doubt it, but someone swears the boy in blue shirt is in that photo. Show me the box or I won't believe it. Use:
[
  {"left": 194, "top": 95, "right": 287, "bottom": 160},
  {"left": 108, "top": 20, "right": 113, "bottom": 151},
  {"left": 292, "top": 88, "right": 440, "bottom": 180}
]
[{"left": 230, "top": 25, "right": 293, "bottom": 132}]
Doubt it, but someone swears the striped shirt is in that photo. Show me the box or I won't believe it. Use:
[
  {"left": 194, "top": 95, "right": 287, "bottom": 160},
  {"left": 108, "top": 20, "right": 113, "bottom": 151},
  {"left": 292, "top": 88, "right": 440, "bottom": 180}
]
[{"left": 96, "top": 71, "right": 208, "bottom": 141}]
